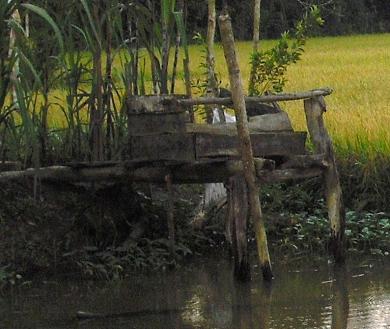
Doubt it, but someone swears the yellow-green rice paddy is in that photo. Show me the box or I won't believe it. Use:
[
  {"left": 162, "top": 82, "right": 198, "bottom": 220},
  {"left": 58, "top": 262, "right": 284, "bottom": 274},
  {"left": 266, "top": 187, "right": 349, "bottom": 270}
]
[
  {"left": 46, "top": 33, "right": 390, "bottom": 158},
  {"left": 192, "top": 33, "right": 390, "bottom": 158}
]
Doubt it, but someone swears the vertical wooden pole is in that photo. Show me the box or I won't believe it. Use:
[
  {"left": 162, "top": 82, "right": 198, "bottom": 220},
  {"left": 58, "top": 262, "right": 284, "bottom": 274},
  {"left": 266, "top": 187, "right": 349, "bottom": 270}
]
[
  {"left": 206, "top": 0, "right": 225, "bottom": 123},
  {"left": 219, "top": 13, "right": 273, "bottom": 281},
  {"left": 253, "top": 0, "right": 262, "bottom": 52},
  {"left": 304, "top": 97, "right": 346, "bottom": 263},
  {"left": 165, "top": 173, "right": 175, "bottom": 257},
  {"left": 229, "top": 175, "right": 251, "bottom": 281}
]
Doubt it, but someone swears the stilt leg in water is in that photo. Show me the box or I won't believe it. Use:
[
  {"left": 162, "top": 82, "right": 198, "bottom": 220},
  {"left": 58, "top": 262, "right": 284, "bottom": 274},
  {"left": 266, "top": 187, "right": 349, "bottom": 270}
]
[
  {"left": 227, "top": 175, "right": 250, "bottom": 281},
  {"left": 219, "top": 12, "right": 273, "bottom": 281},
  {"left": 304, "top": 97, "right": 346, "bottom": 263}
]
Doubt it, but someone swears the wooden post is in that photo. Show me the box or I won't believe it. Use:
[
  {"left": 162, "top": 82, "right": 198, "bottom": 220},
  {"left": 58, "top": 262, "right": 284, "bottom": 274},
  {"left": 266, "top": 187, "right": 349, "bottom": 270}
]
[
  {"left": 219, "top": 13, "right": 273, "bottom": 281},
  {"left": 206, "top": 0, "right": 225, "bottom": 123},
  {"left": 227, "top": 175, "right": 250, "bottom": 281},
  {"left": 165, "top": 173, "right": 176, "bottom": 257},
  {"left": 304, "top": 96, "right": 346, "bottom": 263}
]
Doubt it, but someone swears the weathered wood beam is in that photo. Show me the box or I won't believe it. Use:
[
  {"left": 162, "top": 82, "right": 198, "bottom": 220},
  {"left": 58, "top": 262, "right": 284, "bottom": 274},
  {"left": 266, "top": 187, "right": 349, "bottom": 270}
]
[
  {"left": 0, "top": 157, "right": 326, "bottom": 186},
  {"left": 304, "top": 97, "right": 346, "bottom": 263},
  {"left": 129, "top": 131, "right": 306, "bottom": 162},
  {"left": 0, "top": 166, "right": 126, "bottom": 183},
  {"left": 227, "top": 175, "right": 250, "bottom": 281},
  {"left": 195, "top": 132, "right": 306, "bottom": 159},
  {"left": 177, "top": 88, "right": 333, "bottom": 106},
  {"left": 257, "top": 168, "right": 323, "bottom": 184},
  {"left": 219, "top": 12, "right": 273, "bottom": 282},
  {"left": 280, "top": 154, "right": 329, "bottom": 169},
  {"left": 186, "top": 112, "right": 293, "bottom": 134},
  {"left": 0, "top": 161, "right": 21, "bottom": 172}
]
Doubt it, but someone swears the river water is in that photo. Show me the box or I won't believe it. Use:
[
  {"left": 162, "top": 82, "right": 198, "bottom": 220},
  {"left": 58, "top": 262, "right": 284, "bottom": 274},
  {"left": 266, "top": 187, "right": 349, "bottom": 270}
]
[{"left": 1, "top": 256, "right": 389, "bottom": 329}]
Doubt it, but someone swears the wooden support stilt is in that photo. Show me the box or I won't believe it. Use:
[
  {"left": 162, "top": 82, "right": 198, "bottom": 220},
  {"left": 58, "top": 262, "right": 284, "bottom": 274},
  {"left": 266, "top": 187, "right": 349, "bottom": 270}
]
[
  {"left": 304, "top": 97, "right": 346, "bottom": 263},
  {"left": 165, "top": 173, "right": 176, "bottom": 257},
  {"left": 219, "top": 13, "right": 273, "bottom": 281},
  {"left": 227, "top": 175, "right": 250, "bottom": 281}
]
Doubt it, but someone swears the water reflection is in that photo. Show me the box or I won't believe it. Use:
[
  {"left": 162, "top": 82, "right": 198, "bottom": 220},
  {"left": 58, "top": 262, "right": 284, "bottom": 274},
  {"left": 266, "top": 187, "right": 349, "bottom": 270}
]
[
  {"left": 331, "top": 266, "right": 349, "bottom": 329},
  {"left": 0, "top": 257, "right": 389, "bottom": 329}
]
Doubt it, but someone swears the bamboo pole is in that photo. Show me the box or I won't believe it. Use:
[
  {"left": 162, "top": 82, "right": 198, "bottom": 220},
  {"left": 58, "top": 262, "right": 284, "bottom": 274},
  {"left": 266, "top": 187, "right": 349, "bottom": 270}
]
[
  {"left": 8, "top": 7, "right": 21, "bottom": 108},
  {"left": 253, "top": 0, "right": 262, "bottom": 52},
  {"left": 206, "top": 0, "right": 225, "bottom": 123},
  {"left": 218, "top": 12, "right": 273, "bottom": 281},
  {"left": 177, "top": 88, "right": 332, "bottom": 106},
  {"left": 249, "top": 0, "right": 262, "bottom": 93},
  {"left": 304, "top": 96, "right": 346, "bottom": 263}
]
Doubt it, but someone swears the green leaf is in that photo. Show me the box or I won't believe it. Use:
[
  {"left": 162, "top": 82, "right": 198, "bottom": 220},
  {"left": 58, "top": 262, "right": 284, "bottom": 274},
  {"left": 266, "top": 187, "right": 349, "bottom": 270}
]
[{"left": 21, "top": 3, "right": 64, "bottom": 54}]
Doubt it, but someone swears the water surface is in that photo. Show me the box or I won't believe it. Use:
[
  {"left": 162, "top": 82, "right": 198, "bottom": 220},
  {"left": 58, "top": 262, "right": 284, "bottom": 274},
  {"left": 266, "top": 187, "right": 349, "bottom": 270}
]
[{"left": 1, "top": 256, "right": 389, "bottom": 329}]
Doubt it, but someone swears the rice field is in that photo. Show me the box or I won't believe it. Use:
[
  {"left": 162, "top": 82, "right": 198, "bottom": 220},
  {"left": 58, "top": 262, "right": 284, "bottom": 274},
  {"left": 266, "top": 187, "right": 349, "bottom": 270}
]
[
  {"left": 4, "top": 32, "right": 390, "bottom": 207},
  {"left": 178, "top": 33, "right": 390, "bottom": 208},
  {"left": 45, "top": 32, "right": 390, "bottom": 159},
  {"left": 189, "top": 33, "right": 390, "bottom": 158}
]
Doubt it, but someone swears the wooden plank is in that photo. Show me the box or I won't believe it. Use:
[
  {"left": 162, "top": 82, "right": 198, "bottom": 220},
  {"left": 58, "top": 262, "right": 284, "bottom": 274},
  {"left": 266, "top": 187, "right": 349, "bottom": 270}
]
[
  {"left": 177, "top": 88, "right": 333, "bottom": 106},
  {"left": 127, "top": 95, "right": 187, "bottom": 113},
  {"left": 0, "top": 161, "right": 21, "bottom": 172},
  {"left": 128, "top": 134, "right": 195, "bottom": 162},
  {"left": 257, "top": 168, "right": 323, "bottom": 184},
  {"left": 280, "top": 154, "right": 329, "bottom": 169},
  {"left": 0, "top": 160, "right": 324, "bottom": 185},
  {"left": 186, "top": 112, "right": 293, "bottom": 134},
  {"left": 195, "top": 132, "right": 307, "bottom": 158},
  {"left": 128, "top": 111, "right": 187, "bottom": 136},
  {"left": 129, "top": 160, "right": 246, "bottom": 183},
  {"left": 248, "top": 112, "right": 292, "bottom": 130},
  {"left": 65, "top": 161, "right": 122, "bottom": 168}
]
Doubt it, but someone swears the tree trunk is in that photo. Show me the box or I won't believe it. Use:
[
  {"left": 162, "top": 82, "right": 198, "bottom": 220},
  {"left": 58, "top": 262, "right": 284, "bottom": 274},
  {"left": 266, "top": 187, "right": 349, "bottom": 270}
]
[
  {"left": 253, "top": 0, "right": 262, "bottom": 52},
  {"left": 161, "top": 1, "right": 172, "bottom": 94},
  {"left": 9, "top": 8, "right": 20, "bottom": 108},
  {"left": 206, "top": 0, "right": 216, "bottom": 81},
  {"left": 249, "top": 0, "right": 262, "bottom": 95},
  {"left": 219, "top": 13, "right": 273, "bottom": 281},
  {"left": 203, "top": 0, "right": 227, "bottom": 213},
  {"left": 207, "top": 0, "right": 225, "bottom": 124}
]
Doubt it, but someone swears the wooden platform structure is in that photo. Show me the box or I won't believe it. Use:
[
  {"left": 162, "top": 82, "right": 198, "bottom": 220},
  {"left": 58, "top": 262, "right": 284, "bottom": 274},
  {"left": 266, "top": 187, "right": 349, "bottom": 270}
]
[
  {"left": 124, "top": 89, "right": 346, "bottom": 280},
  {"left": 0, "top": 11, "right": 345, "bottom": 282},
  {"left": 0, "top": 89, "right": 346, "bottom": 282}
]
